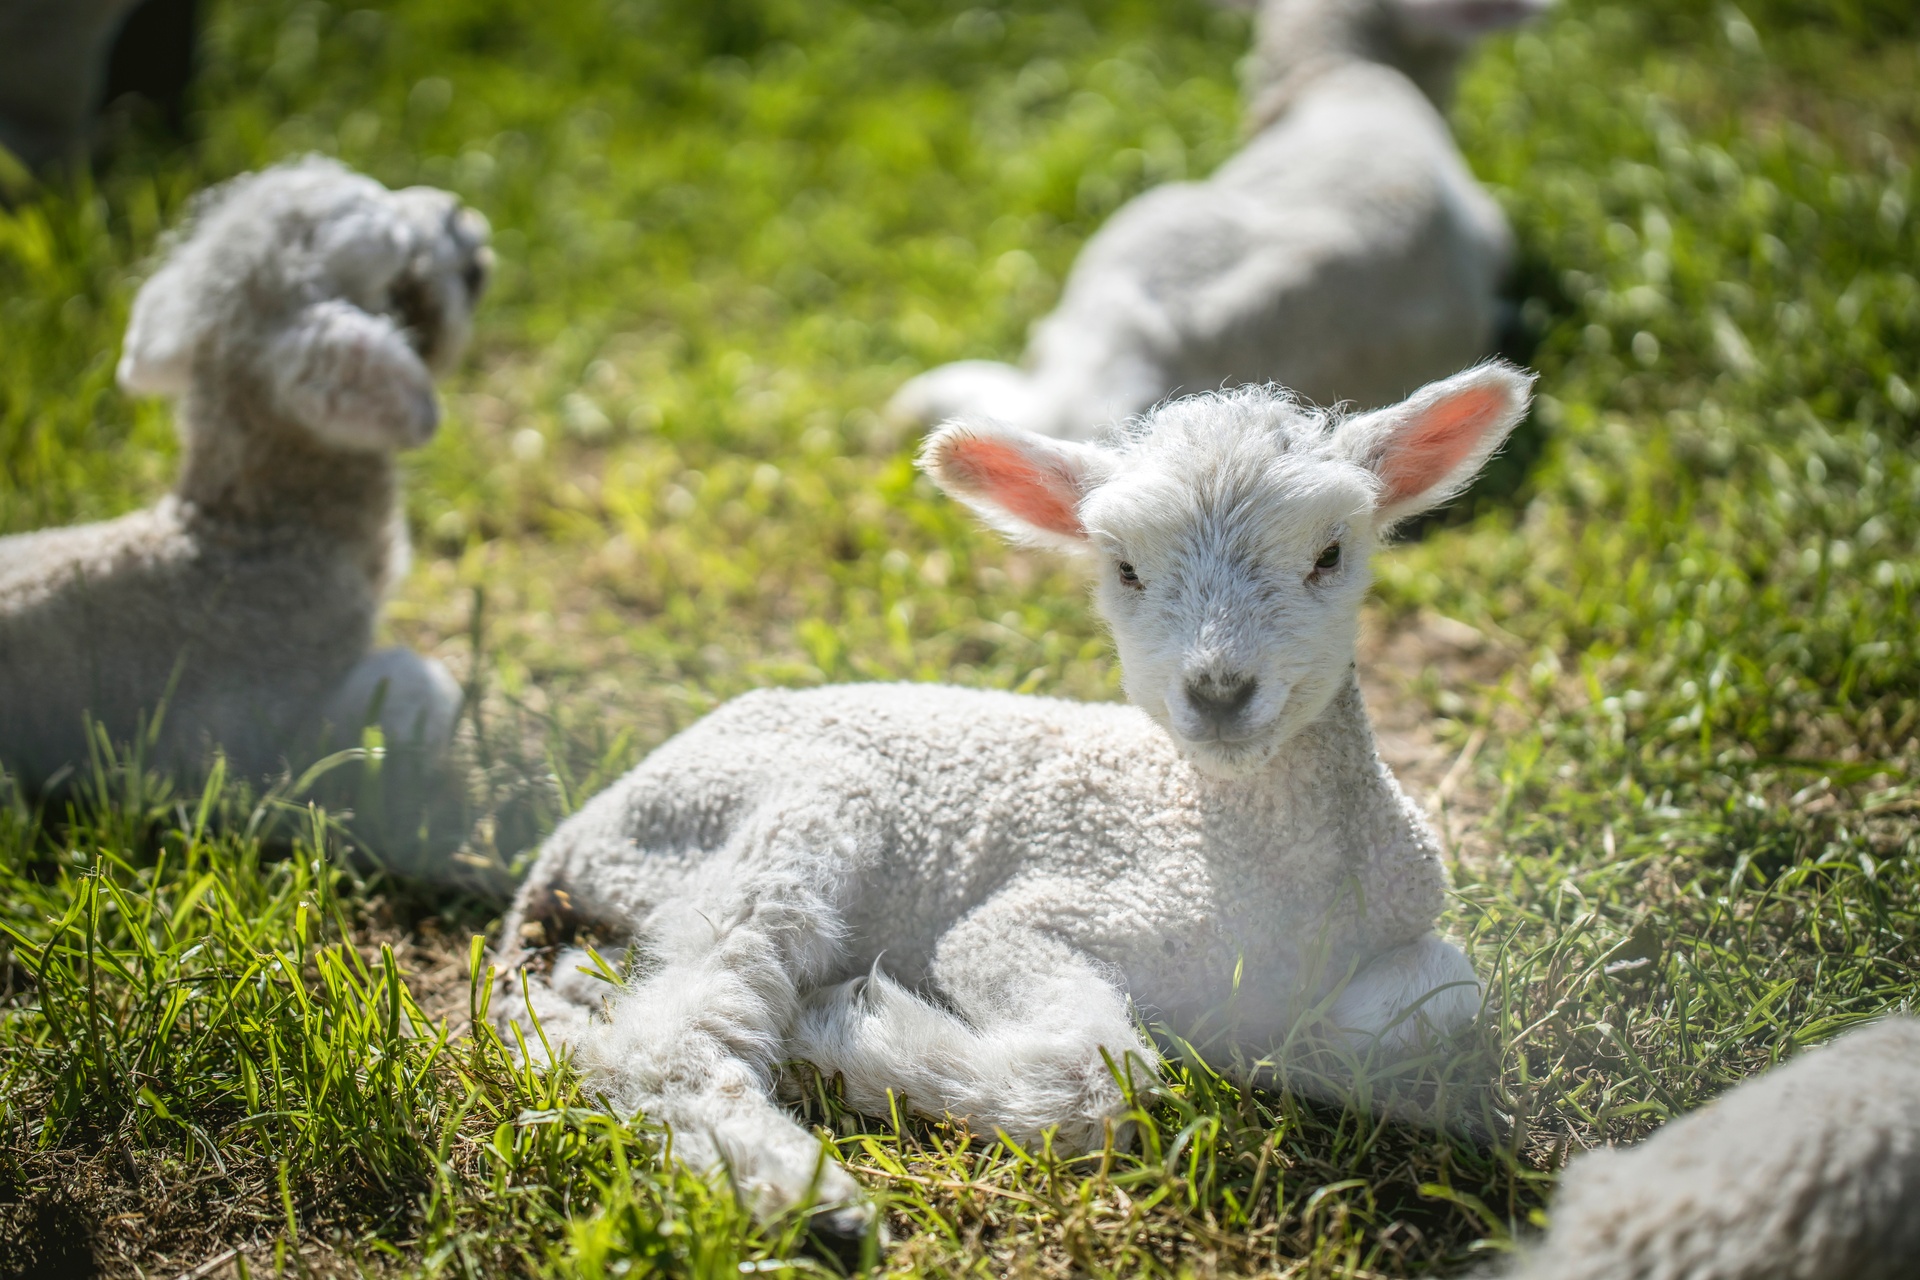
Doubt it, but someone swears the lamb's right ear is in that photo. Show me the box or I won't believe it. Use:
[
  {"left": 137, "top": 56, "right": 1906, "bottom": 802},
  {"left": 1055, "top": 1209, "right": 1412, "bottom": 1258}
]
[
  {"left": 919, "top": 419, "right": 1108, "bottom": 552},
  {"left": 1335, "top": 362, "right": 1535, "bottom": 529},
  {"left": 117, "top": 261, "right": 202, "bottom": 397},
  {"left": 267, "top": 300, "right": 440, "bottom": 452}
]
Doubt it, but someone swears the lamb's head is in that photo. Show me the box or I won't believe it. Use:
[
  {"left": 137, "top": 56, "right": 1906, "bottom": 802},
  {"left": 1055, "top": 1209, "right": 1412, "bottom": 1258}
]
[
  {"left": 923, "top": 363, "right": 1533, "bottom": 777},
  {"left": 117, "top": 156, "right": 492, "bottom": 453},
  {"left": 1250, "top": 0, "right": 1551, "bottom": 115}
]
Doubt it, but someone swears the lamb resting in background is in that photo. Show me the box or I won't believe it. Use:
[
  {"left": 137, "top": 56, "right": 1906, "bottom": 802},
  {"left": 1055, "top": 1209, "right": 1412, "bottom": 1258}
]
[
  {"left": 494, "top": 361, "right": 1535, "bottom": 1236},
  {"left": 0, "top": 157, "right": 490, "bottom": 792},
  {"left": 1505, "top": 1017, "right": 1920, "bottom": 1280},
  {"left": 889, "top": 0, "right": 1546, "bottom": 441}
]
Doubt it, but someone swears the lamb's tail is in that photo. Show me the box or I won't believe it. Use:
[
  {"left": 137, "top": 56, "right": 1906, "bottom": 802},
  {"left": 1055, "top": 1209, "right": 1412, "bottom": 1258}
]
[{"left": 791, "top": 965, "right": 1159, "bottom": 1155}]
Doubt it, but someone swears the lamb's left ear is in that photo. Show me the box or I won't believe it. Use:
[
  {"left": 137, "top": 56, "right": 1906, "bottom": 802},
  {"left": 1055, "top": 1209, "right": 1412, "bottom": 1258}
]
[
  {"left": 919, "top": 419, "right": 1110, "bottom": 553},
  {"left": 1335, "top": 362, "right": 1535, "bottom": 529}
]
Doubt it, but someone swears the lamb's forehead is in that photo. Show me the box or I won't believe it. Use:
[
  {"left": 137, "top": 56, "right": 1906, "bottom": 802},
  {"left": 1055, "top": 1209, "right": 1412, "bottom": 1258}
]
[
  {"left": 180, "top": 159, "right": 422, "bottom": 290},
  {"left": 1084, "top": 388, "right": 1375, "bottom": 548}
]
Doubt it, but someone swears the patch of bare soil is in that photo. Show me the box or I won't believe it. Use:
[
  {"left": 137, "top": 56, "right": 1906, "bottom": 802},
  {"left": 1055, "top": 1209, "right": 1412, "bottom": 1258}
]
[
  {"left": 1356, "top": 606, "right": 1524, "bottom": 870},
  {"left": 358, "top": 905, "right": 486, "bottom": 1036}
]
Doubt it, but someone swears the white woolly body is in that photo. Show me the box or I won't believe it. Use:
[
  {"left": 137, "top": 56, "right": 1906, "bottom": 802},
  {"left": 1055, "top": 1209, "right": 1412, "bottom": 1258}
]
[
  {"left": 0, "top": 157, "right": 487, "bottom": 790},
  {"left": 1508, "top": 1018, "right": 1920, "bottom": 1280},
  {"left": 496, "top": 367, "right": 1533, "bottom": 1230},
  {"left": 888, "top": 0, "right": 1540, "bottom": 440},
  {"left": 497, "top": 680, "right": 1466, "bottom": 1224},
  {"left": 507, "top": 677, "right": 1450, "bottom": 1032}
]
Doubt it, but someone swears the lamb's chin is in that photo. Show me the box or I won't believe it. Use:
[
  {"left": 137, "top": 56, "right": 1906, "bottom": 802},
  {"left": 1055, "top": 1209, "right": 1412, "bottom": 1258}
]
[{"left": 1172, "top": 731, "right": 1282, "bottom": 780}]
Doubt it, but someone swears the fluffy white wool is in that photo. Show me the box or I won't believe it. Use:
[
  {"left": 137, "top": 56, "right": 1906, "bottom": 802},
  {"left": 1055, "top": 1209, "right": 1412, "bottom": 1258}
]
[
  {"left": 494, "top": 363, "right": 1534, "bottom": 1226},
  {"left": 1505, "top": 1017, "right": 1920, "bottom": 1280},
  {"left": 0, "top": 157, "right": 488, "bottom": 790},
  {"left": 888, "top": 0, "right": 1549, "bottom": 440}
]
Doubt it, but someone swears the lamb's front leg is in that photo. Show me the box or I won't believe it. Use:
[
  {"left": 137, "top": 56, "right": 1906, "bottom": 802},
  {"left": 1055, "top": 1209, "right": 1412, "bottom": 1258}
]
[
  {"left": 324, "top": 645, "right": 461, "bottom": 753},
  {"left": 792, "top": 909, "right": 1158, "bottom": 1153},
  {"left": 1325, "top": 932, "right": 1480, "bottom": 1053}
]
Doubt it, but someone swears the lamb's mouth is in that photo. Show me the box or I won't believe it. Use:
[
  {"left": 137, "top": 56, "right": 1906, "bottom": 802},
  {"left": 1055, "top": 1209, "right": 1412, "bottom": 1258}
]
[
  {"left": 1174, "top": 725, "right": 1282, "bottom": 776},
  {"left": 1167, "top": 703, "right": 1283, "bottom": 750},
  {"left": 1189, "top": 727, "right": 1260, "bottom": 746}
]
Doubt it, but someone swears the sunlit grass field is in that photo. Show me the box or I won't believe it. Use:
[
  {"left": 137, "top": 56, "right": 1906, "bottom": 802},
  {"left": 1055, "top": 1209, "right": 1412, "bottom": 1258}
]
[{"left": 2, "top": 0, "right": 1917, "bottom": 1274}]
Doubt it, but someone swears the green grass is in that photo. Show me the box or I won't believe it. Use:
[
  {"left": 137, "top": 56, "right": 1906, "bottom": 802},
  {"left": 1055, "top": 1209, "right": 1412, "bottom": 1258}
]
[{"left": 2, "top": 0, "right": 1917, "bottom": 1275}]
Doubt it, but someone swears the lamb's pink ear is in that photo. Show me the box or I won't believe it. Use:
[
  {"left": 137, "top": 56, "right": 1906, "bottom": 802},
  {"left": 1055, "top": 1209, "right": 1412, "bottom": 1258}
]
[
  {"left": 1336, "top": 362, "right": 1535, "bottom": 528},
  {"left": 1396, "top": 0, "right": 1553, "bottom": 40},
  {"left": 919, "top": 420, "right": 1107, "bottom": 552}
]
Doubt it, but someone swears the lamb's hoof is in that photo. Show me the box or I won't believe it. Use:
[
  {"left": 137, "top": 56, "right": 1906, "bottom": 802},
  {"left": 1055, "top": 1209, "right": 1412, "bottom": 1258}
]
[{"left": 803, "top": 1201, "right": 881, "bottom": 1272}]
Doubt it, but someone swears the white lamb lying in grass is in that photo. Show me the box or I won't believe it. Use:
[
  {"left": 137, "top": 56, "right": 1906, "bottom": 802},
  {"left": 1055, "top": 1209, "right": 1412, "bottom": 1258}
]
[
  {"left": 889, "top": 0, "right": 1546, "bottom": 441},
  {"left": 0, "top": 157, "right": 489, "bottom": 793},
  {"left": 493, "top": 361, "right": 1535, "bottom": 1239},
  {"left": 1505, "top": 1017, "right": 1920, "bottom": 1280}
]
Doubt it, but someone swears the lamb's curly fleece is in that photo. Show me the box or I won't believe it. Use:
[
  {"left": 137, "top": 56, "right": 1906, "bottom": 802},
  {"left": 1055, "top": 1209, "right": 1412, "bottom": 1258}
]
[
  {"left": 1505, "top": 1017, "right": 1920, "bottom": 1280},
  {"left": 0, "top": 157, "right": 489, "bottom": 791},
  {"left": 889, "top": 0, "right": 1547, "bottom": 440},
  {"left": 495, "top": 363, "right": 1534, "bottom": 1228}
]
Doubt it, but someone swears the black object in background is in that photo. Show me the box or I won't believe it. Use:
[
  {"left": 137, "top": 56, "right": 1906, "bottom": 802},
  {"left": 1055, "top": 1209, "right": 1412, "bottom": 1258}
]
[{"left": 105, "top": 0, "right": 199, "bottom": 139}]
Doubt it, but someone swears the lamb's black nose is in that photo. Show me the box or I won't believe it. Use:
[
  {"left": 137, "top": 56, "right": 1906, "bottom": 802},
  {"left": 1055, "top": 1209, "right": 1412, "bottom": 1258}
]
[{"left": 1184, "top": 674, "right": 1256, "bottom": 728}]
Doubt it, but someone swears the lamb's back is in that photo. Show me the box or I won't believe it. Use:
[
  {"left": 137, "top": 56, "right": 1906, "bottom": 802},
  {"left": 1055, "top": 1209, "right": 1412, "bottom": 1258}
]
[
  {"left": 551, "top": 683, "right": 1183, "bottom": 869},
  {"left": 0, "top": 506, "right": 194, "bottom": 608},
  {"left": 1220, "top": 64, "right": 1508, "bottom": 255},
  {"left": 521, "top": 684, "right": 1189, "bottom": 935}
]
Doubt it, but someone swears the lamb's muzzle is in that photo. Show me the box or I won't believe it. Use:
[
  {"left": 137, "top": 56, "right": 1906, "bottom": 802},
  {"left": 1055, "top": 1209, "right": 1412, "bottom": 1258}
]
[
  {"left": 1181, "top": 671, "right": 1260, "bottom": 738},
  {"left": 494, "top": 361, "right": 1535, "bottom": 1233}
]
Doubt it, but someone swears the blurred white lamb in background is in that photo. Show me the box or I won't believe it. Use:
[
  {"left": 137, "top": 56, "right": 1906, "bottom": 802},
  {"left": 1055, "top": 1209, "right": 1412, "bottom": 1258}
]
[
  {"left": 890, "top": 0, "right": 1548, "bottom": 440},
  {"left": 0, "top": 156, "right": 490, "bottom": 793},
  {"left": 493, "top": 361, "right": 1534, "bottom": 1242},
  {"left": 1504, "top": 1017, "right": 1920, "bottom": 1280}
]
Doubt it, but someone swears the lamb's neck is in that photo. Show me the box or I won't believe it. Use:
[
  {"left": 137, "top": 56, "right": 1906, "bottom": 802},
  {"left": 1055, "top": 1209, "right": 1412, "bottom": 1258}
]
[
  {"left": 1198, "top": 667, "right": 1382, "bottom": 812},
  {"left": 169, "top": 393, "right": 404, "bottom": 589},
  {"left": 1243, "top": 2, "right": 1462, "bottom": 134}
]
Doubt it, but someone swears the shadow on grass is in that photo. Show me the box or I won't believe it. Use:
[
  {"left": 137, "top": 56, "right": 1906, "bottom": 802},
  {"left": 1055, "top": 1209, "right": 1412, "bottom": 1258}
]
[
  {"left": 1395, "top": 233, "right": 1572, "bottom": 545},
  {"left": 0, "top": 1183, "right": 99, "bottom": 1280}
]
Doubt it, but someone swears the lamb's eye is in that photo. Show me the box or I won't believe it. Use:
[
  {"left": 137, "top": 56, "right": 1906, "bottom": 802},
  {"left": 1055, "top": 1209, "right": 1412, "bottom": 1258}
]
[
  {"left": 1312, "top": 543, "right": 1342, "bottom": 573},
  {"left": 1116, "top": 560, "right": 1143, "bottom": 589}
]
